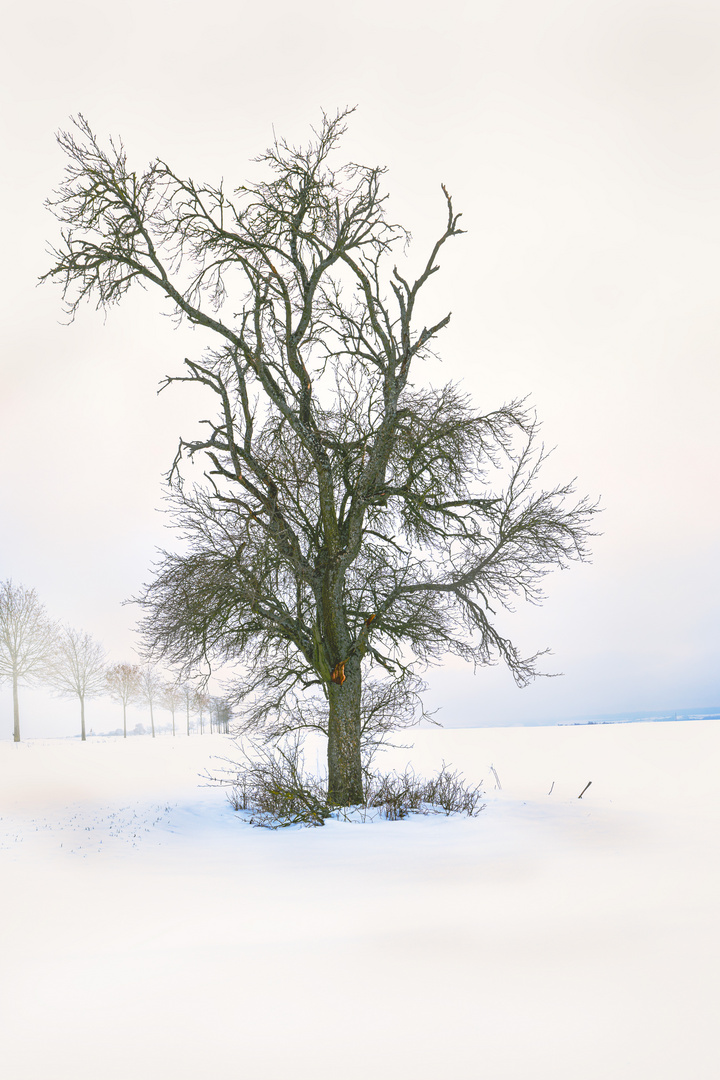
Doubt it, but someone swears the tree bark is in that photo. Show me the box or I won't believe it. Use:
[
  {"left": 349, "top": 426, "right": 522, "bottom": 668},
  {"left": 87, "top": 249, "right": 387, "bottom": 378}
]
[
  {"left": 326, "top": 653, "right": 363, "bottom": 805},
  {"left": 12, "top": 672, "right": 20, "bottom": 743}
]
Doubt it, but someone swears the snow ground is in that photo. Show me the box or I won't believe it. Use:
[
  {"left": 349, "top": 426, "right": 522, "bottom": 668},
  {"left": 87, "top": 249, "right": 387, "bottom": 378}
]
[{"left": 1, "top": 721, "right": 718, "bottom": 1080}]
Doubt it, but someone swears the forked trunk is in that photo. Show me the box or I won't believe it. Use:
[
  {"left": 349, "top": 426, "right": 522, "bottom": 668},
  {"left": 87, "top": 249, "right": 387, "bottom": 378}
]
[{"left": 326, "top": 653, "right": 363, "bottom": 805}]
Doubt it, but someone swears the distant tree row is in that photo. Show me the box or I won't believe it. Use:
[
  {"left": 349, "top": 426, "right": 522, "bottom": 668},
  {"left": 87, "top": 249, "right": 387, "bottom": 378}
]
[{"left": 0, "top": 580, "right": 230, "bottom": 742}]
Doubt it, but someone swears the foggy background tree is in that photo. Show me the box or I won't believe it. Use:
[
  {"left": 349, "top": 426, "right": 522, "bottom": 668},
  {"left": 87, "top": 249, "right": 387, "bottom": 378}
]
[
  {"left": 196, "top": 688, "right": 210, "bottom": 734},
  {"left": 48, "top": 625, "right": 107, "bottom": 740},
  {"left": 105, "top": 662, "right": 140, "bottom": 739},
  {"left": 137, "top": 663, "right": 164, "bottom": 738},
  {"left": 43, "top": 110, "right": 597, "bottom": 803},
  {"left": 179, "top": 682, "right": 195, "bottom": 736},
  {"left": 210, "top": 697, "right": 231, "bottom": 735},
  {"left": 0, "top": 580, "right": 56, "bottom": 743},
  {"left": 161, "top": 679, "right": 183, "bottom": 736}
]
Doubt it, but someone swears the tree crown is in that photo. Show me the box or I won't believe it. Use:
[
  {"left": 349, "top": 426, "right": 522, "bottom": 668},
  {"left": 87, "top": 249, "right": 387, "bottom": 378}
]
[{"left": 44, "top": 111, "right": 598, "bottom": 754}]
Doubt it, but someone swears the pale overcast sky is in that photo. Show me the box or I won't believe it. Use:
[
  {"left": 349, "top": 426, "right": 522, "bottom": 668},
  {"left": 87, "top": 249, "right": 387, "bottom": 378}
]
[{"left": 1, "top": 0, "right": 719, "bottom": 736}]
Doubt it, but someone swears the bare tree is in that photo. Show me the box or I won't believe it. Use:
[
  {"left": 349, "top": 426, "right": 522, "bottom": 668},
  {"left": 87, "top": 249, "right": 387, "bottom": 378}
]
[
  {"left": 210, "top": 696, "right": 231, "bottom": 735},
  {"left": 43, "top": 110, "right": 597, "bottom": 804},
  {"left": 196, "top": 688, "right": 211, "bottom": 734},
  {"left": 161, "top": 679, "right": 183, "bottom": 736},
  {"left": 137, "top": 663, "right": 164, "bottom": 737},
  {"left": 48, "top": 625, "right": 107, "bottom": 740},
  {"left": 105, "top": 662, "right": 140, "bottom": 738},
  {"left": 0, "top": 580, "right": 56, "bottom": 742},
  {"left": 180, "top": 682, "right": 194, "bottom": 736}
]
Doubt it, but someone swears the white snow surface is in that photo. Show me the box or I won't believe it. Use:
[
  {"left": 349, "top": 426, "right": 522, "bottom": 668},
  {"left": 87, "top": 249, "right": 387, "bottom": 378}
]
[{"left": 1, "top": 721, "right": 718, "bottom": 1079}]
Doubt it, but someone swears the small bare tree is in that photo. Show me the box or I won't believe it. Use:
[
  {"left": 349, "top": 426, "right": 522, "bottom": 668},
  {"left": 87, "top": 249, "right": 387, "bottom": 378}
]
[
  {"left": 179, "top": 682, "right": 195, "bottom": 736},
  {"left": 212, "top": 697, "right": 231, "bottom": 735},
  {"left": 105, "top": 662, "right": 140, "bottom": 738},
  {"left": 161, "top": 679, "right": 183, "bottom": 736},
  {"left": 137, "top": 663, "right": 164, "bottom": 737},
  {"left": 196, "top": 688, "right": 211, "bottom": 734},
  {"left": 48, "top": 625, "right": 107, "bottom": 740},
  {"left": 0, "top": 580, "right": 56, "bottom": 742}
]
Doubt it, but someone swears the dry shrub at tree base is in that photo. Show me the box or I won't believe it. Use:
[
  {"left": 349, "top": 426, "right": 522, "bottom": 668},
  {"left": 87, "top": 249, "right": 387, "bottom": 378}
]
[
  {"left": 364, "top": 763, "right": 485, "bottom": 820},
  {"left": 209, "top": 737, "right": 484, "bottom": 828}
]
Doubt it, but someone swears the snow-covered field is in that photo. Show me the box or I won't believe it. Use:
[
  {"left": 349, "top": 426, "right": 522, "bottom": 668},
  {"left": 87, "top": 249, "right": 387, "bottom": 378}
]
[{"left": 1, "top": 720, "right": 718, "bottom": 1080}]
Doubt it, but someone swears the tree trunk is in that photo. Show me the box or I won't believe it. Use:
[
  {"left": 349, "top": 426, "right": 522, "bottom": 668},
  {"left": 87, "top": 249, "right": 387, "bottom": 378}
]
[
  {"left": 12, "top": 672, "right": 20, "bottom": 743},
  {"left": 123, "top": 701, "right": 127, "bottom": 739},
  {"left": 150, "top": 701, "right": 155, "bottom": 738},
  {"left": 80, "top": 695, "right": 86, "bottom": 741},
  {"left": 326, "top": 653, "right": 364, "bottom": 805}
]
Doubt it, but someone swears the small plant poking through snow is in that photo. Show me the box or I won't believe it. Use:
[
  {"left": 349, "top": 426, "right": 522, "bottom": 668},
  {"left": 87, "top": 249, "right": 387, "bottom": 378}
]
[
  {"left": 364, "top": 764, "right": 485, "bottom": 820},
  {"left": 208, "top": 737, "right": 484, "bottom": 828}
]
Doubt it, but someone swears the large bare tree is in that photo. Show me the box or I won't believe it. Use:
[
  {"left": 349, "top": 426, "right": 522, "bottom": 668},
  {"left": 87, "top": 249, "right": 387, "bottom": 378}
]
[
  {"left": 48, "top": 625, "right": 107, "bottom": 740},
  {"left": 43, "top": 111, "right": 597, "bottom": 803},
  {"left": 0, "top": 580, "right": 56, "bottom": 742}
]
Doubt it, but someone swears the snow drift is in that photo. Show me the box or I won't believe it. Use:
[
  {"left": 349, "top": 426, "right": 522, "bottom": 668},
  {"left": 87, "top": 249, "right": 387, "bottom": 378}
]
[{"left": 0, "top": 719, "right": 718, "bottom": 1079}]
